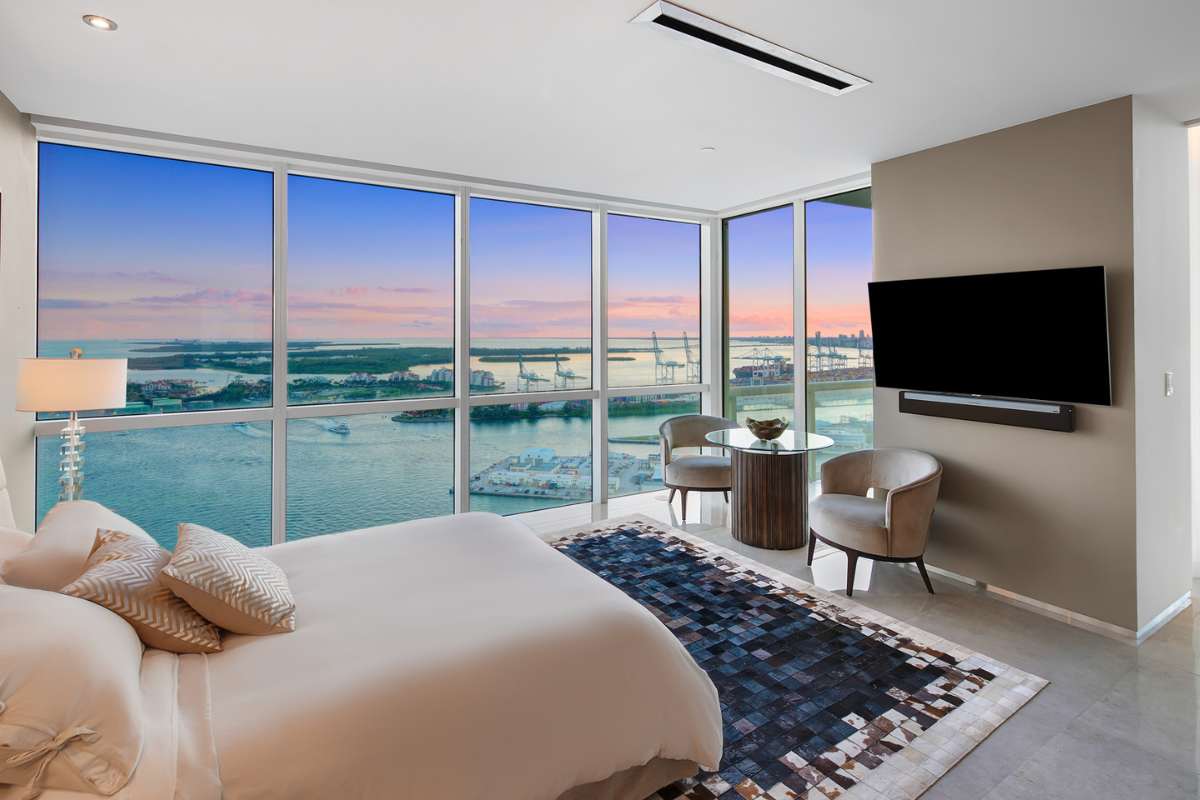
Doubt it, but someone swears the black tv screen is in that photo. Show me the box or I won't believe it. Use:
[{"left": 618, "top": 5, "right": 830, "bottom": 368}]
[{"left": 868, "top": 266, "right": 1111, "bottom": 405}]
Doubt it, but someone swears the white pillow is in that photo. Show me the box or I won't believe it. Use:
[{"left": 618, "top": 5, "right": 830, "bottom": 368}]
[
  {"left": 0, "top": 585, "right": 144, "bottom": 797},
  {"left": 0, "top": 526, "right": 32, "bottom": 565},
  {"left": 0, "top": 501, "right": 152, "bottom": 592}
]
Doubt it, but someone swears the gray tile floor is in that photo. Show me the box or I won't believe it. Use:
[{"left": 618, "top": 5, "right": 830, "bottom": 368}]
[{"left": 522, "top": 491, "right": 1200, "bottom": 800}]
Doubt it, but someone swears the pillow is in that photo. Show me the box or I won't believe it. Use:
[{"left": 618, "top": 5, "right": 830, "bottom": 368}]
[
  {"left": 1, "top": 501, "right": 153, "bottom": 591},
  {"left": 161, "top": 523, "right": 296, "bottom": 635},
  {"left": 0, "top": 584, "right": 144, "bottom": 797},
  {"left": 0, "top": 526, "right": 32, "bottom": 566},
  {"left": 61, "top": 530, "right": 222, "bottom": 655}
]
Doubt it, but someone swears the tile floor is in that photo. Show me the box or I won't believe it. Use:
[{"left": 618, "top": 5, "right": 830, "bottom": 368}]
[{"left": 521, "top": 491, "right": 1200, "bottom": 800}]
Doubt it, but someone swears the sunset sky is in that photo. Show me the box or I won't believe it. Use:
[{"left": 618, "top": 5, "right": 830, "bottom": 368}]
[
  {"left": 726, "top": 197, "right": 873, "bottom": 340},
  {"left": 39, "top": 144, "right": 867, "bottom": 345}
]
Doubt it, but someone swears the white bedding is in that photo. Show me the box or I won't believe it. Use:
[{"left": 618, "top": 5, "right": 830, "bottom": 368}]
[{"left": 23, "top": 512, "right": 722, "bottom": 799}]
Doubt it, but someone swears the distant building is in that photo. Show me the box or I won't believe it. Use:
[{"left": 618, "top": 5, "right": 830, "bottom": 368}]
[
  {"left": 388, "top": 370, "right": 419, "bottom": 382},
  {"left": 429, "top": 367, "right": 454, "bottom": 383},
  {"left": 470, "top": 369, "right": 497, "bottom": 388},
  {"left": 344, "top": 372, "right": 374, "bottom": 384}
]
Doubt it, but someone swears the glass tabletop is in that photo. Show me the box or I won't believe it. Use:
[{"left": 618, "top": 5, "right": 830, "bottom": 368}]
[{"left": 704, "top": 428, "right": 836, "bottom": 453}]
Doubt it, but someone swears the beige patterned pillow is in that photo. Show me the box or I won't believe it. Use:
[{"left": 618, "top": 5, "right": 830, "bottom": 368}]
[
  {"left": 61, "top": 530, "right": 222, "bottom": 654},
  {"left": 160, "top": 523, "right": 296, "bottom": 635}
]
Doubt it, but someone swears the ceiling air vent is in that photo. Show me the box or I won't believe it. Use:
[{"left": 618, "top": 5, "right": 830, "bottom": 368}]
[{"left": 632, "top": 1, "right": 869, "bottom": 96}]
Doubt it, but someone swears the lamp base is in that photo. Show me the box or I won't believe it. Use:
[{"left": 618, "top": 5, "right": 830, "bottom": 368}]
[{"left": 58, "top": 411, "right": 86, "bottom": 502}]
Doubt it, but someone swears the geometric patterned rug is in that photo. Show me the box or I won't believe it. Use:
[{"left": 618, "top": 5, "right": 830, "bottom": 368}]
[{"left": 550, "top": 516, "right": 1048, "bottom": 800}]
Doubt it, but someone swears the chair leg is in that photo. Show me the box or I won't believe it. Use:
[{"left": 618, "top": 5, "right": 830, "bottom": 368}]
[
  {"left": 845, "top": 551, "right": 859, "bottom": 597},
  {"left": 916, "top": 557, "right": 935, "bottom": 595},
  {"left": 668, "top": 487, "right": 676, "bottom": 506},
  {"left": 806, "top": 531, "right": 817, "bottom": 566},
  {"left": 722, "top": 490, "right": 729, "bottom": 503},
  {"left": 679, "top": 489, "right": 689, "bottom": 522}
]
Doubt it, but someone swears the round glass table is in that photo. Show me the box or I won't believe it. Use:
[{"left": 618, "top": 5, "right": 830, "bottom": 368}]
[{"left": 704, "top": 428, "right": 835, "bottom": 550}]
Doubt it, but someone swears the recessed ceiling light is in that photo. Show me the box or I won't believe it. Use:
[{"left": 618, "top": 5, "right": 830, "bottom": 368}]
[
  {"left": 82, "top": 14, "right": 118, "bottom": 31},
  {"left": 700, "top": 146, "right": 717, "bottom": 153}
]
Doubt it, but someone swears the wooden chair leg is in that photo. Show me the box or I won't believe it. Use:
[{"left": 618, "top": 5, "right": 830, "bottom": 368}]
[
  {"left": 916, "top": 557, "right": 935, "bottom": 595},
  {"left": 668, "top": 487, "right": 677, "bottom": 505},
  {"left": 845, "top": 551, "right": 859, "bottom": 597},
  {"left": 807, "top": 531, "right": 817, "bottom": 566},
  {"left": 679, "top": 489, "right": 689, "bottom": 522},
  {"left": 722, "top": 490, "right": 729, "bottom": 503}
]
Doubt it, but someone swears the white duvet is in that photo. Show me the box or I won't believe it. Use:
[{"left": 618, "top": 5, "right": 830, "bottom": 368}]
[{"left": 21, "top": 512, "right": 722, "bottom": 800}]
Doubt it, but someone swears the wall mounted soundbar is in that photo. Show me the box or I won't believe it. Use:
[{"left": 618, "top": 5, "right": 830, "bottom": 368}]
[{"left": 898, "top": 391, "right": 1075, "bottom": 432}]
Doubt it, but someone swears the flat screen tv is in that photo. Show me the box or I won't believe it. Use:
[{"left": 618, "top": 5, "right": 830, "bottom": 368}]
[{"left": 868, "top": 266, "right": 1111, "bottom": 405}]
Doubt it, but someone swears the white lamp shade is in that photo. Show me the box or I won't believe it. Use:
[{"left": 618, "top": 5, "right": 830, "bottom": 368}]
[{"left": 16, "top": 357, "right": 128, "bottom": 412}]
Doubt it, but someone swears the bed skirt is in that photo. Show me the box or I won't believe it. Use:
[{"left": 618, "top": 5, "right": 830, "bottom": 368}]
[{"left": 557, "top": 758, "right": 698, "bottom": 800}]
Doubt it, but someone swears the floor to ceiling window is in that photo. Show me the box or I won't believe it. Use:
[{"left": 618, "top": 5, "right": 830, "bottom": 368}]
[
  {"left": 724, "top": 205, "right": 795, "bottom": 425},
  {"left": 805, "top": 188, "right": 874, "bottom": 477},
  {"left": 467, "top": 199, "right": 594, "bottom": 514},
  {"left": 33, "top": 142, "right": 712, "bottom": 543},
  {"left": 721, "top": 188, "right": 873, "bottom": 492},
  {"left": 36, "top": 144, "right": 274, "bottom": 547},
  {"left": 606, "top": 214, "right": 702, "bottom": 497}
]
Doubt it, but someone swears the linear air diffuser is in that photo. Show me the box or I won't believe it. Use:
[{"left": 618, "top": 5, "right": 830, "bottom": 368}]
[{"left": 632, "top": 1, "right": 869, "bottom": 96}]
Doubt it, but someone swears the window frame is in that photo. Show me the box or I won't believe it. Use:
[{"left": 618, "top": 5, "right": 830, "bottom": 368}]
[
  {"left": 32, "top": 133, "right": 719, "bottom": 543},
  {"left": 719, "top": 180, "right": 873, "bottom": 508}
]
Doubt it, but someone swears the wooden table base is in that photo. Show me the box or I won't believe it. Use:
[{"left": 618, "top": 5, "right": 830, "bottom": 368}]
[{"left": 730, "top": 448, "right": 808, "bottom": 549}]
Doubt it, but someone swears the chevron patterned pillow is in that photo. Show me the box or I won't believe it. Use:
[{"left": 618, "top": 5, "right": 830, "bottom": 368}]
[
  {"left": 61, "top": 530, "right": 222, "bottom": 654},
  {"left": 160, "top": 523, "right": 296, "bottom": 636}
]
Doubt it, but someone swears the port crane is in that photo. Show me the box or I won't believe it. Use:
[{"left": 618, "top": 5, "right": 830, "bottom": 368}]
[
  {"left": 517, "top": 355, "right": 550, "bottom": 392},
  {"left": 735, "top": 347, "right": 788, "bottom": 385},
  {"left": 552, "top": 353, "right": 581, "bottom": 389},
  {"left": 810, "top": 331, "right": 851, "bottom": 372},
  {"left": 681, "top": 332, "right": 701, "bottom": 383},
  {"left": 651, "top": 331, "right": 684, "bottom": 384}
]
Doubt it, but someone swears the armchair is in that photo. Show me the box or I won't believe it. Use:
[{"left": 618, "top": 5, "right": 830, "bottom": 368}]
[
  {"left": 807, "top": 448, "right": 943, "bottom": 596},
  {"left": 658, "top": 414, "right": 740, "bottom": 521}
]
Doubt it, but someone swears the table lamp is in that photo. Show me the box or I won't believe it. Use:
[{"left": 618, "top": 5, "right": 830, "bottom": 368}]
[{"left": 16, "top": 348, "right": 128, "bottom": 502}]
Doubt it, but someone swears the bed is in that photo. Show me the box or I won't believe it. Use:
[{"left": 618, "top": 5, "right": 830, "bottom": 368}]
[{"left": 1, "top": 510, "right": 723, "bottom": 800}]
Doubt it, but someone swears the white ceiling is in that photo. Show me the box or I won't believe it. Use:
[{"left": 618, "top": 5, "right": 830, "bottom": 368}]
[{"left": 2, "top": 1, "right": 1200, "bottom": 212}]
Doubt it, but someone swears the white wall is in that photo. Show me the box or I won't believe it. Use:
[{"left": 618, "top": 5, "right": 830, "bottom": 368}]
[
  {"left": 1191, "top": 125, "right": 1200, "bottom": 579},
  {"left": 1132, "top": 97, "right": 1192, "bottom": 628},
  {"left": 0, "top": 91, "right": 36, "bottom": 530}
]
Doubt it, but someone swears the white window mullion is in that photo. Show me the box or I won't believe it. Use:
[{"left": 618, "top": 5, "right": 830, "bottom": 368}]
[
  {"left": 592, "top": 208, "right": 609, "bottom": 507},
  {"left": 702, "top": 218, "right": 722, "bottom": 418},
  {"left": 271, "top": 165, "right": 289, "bottom": 545},
  {"left": 453, "top": 188, "right": 471, "bottom": 514},
  {"left": 792, "top": 200, "right": 807, "bottom": 432}
]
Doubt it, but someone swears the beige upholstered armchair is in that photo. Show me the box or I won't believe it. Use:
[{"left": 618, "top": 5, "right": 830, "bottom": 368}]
[
  {"left": 658, "top": 414, "right": 740, "bottom": 522},
  {"left": 807, "top": 448, "right": 943, "bottom": 596}
]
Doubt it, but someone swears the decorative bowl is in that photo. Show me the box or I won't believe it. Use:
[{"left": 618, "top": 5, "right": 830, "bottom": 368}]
[{"left": 745, "top": 417, "right": 789, "bottom": 441}]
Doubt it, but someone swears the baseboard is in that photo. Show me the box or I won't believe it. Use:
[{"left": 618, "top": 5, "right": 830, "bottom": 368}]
[{"left": 905, "top": 562, "right": 1192, "bottom": 645}]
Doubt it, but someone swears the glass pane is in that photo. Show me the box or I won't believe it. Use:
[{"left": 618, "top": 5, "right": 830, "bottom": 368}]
[
  {"left": 724, "top": 205, "right": 795, "bottom": 424},
  {"left": 286, "top": 411, "right": 454, "bottom": 539},
  {"left": 469, "top": 401, "right": 592, "bottom": 513},
  {"left": 469, "top": 198, "right": 592, "bottom": 393},
  {"left": 287, "top": 176, "right": 455, "bottom": 405},
  {"left": 806, "top": 189, "right": 874, "bottom": 480},
  {"left": 607, "top": 215, "right": 701, "bottom": 387},
  {"left": 36, "top": 422, "right": 272, "bottom": 549},
  {"left": 608, "top": 393, "right": 701, "bottom": 497},
  {"left": 38, "top": 143, "right": 273, "bottom": 417}
]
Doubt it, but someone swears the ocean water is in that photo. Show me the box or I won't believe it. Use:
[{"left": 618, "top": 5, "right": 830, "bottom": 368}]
[
  {"left": 35, "top": 337, "right": 872, "bottom": 548},
  {"left": 36, "top": 398, "right": 701, "bottom": 549}
]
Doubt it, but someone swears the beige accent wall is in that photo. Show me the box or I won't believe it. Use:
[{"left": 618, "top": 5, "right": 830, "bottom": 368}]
[
  {"left": 873, "top": 97, "right": 1149, "bottom": 630},
  {"left": 0, "top": 91, "right": 36, "bottom": 530}
]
